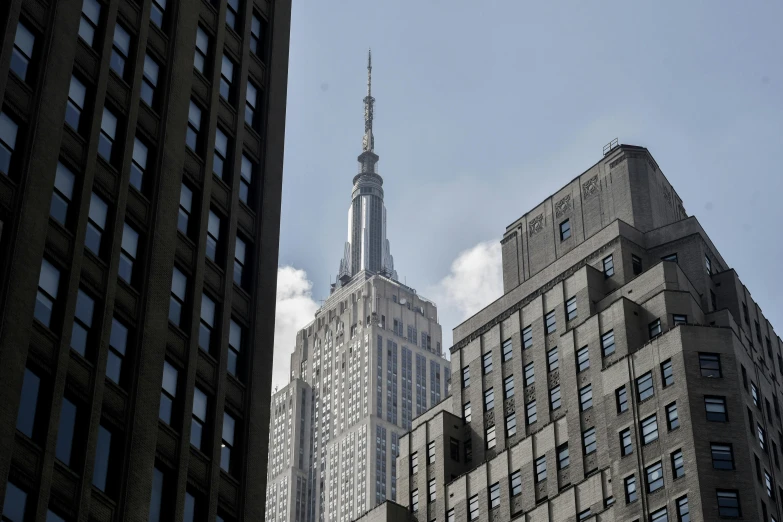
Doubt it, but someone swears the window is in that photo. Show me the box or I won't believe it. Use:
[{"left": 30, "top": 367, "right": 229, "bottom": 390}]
[
  {"left": 410, "top": 489, "right": 418, "bottom": 512},
  {"left": 645, "top": 461, "right": 664, "bottom": 493},
  {"left": 742, "top": 302, "right": 749, "bottom": 324},
  {"left": 85, "top": 192, "right": 109, "bottom": 257},
  {"left": 620, "top": 428, "right": 633, "bottom": 456},
  {"left": 410, "top": 452, "right": 418, "bottom": 474},
  {"left": 463, "top": 402, "right": 471, "bottom": 423},
  {"left": 428, "top": 478, "right": 437, "bottom": 502},
  {"left": 106, "top": 317, "right": 128, "bottom": 385},
  {"left": 526, "top": 400, "right": 537, "bottom": 425},
  {"left": 149, "top": 466, "right": 168, "bottom": 522},
  {"left": 129, "top": 137, "right": 149, "bottom": 192},
  {"left": 557, "top": 443, "right": 569, "bottom": 469},
  {"left": 649, "top": 319, "right": 662, "bottom": 339},
  {"left": 578, "top": 509, "right": 591, "bottom": 521},
  {"left": 35, "top": 259, "right": 61, "bottom": 328},
  {"left": 447, "top": 509, "right": 455, "bottom": 522},
  {"left": 469, "top": 494, "right": 479, "bottom": 520},
  {"left": 199, "top": 294, "right": 217, "bottom": 353},
  {"left": 98, "top": 107, "right": 119, "bottom": 165},
  {"left": 506, "top": 411, "right": 517, "bottom": 437},
  {"left": 661, "top": 359, "right": 674, "bottom": 386},
  {"left": 461, "top": 366, "right": 470, "bottom": 388},
  {"left": 184, "top": 491, "right": 202, "bottom": 522},
  {"left": 676, "top": 496, "right": 690, "bottom": 522},
  {"left": 673, "top": 314, "right": 687, "bottom": 326},
  {"left": 524, "top": 361, "right": 535, "bottom": 386},
  {"left": 150, "top": 0, "right": 167, "bottom": 29},
  {"left": 742, "top": 365, "right": 748, "bottom": 389},
  {"left": 194, "top": 27, "right": 210, "bottom": 74},
  {"left": 596, "top": 332, "right": 614, "bottom": 361},
  {"left": 546, "top": 347, "right": 559, "bottom": 372},
  {"left": 206, "top": 210, "right": 222, "bottom": 262},
  {"left": 666, "top": 403, "right": 680, "bottom": 430},
  {"left": 213, "top": 128, "right": 230, "bottom": 179},
  {"left": 632, "top": 254, "right": 642, "bottom": 275},
  {"left": 716, "top": 490, "right": 741, "bottom": 517},
  {"left": 699, "top": 353, "right": 721, "bottom": 377},
  {"left": 711, "top": 443, "right": 734, "bottom": 469},
  {"left": 239, "top": 155, "right": 254, "bottom": 205},
  {"left": 11, "top": 21, "right": 36, "bottom": 82},
  {"left": 484, "top": 388, "right": 494, "bottom": 410},
  {"left": 616, "top": 386, "right": 628, "bottom": 413},
  {"left": 603, "top": 254, "right": 614, "bottom": 277},
  {"left": 535, "top": 455, "right": 547, "bottom": 482},
  {"left": 765, "top": 471, "right": 773, "bottom": 497},
  {"left": 221, "top": 412, "right": 237, "bottom": 474},
  {"left": 118, "top": 223, "right": 139, "bottom": 285},
  {"left": 16, "top": 368, "right": 43, "bottom": 440},
  {"left": 758, "top": 424, "right": 766, "bottom": 450},
  {"left": 624, "top": 475, "right": 637, "bottom": 503},
  {"left": 245, "top": 81, "right": 259, "bottom": 128},
  {"left": 583, "top": 427, "right": 596, "bottom": 455},
  {"left": 66, "top": 75, "right": 87, "bottom": 133},
  {"left": 3, "top": 481, "right": 28, "bottom": 521},
  {"left": 427, "top": 441, "right": 436, "bottom": 464},
  {"left": 504, "top": 375, "right": 515, "bottom": 399},
  {"left": 751, "top": 382, "right": 759, "bottom": 407},
  {"left": 489, "top": 482, "right": 500, "bottom": 508},
  {"left": 641, "top": 414, "right": 659, "bottom": 444},
  {"left": 671, "top": 449, "right": 685, "bottom": 479},
  {"left": 186, "top": 100, "right": 202, "bottom": 153},
  {"left": 661, "top": 253, "right": 678, "bottom": 263},
  {"left": 220, "top": 54, "right": 235, "bottom": 101},
  {"left": 159, "top": 361, "right": 178, "bottom": 424},
  {"left": 705, "top": 396, "right": 727, "bottom": 422},
  {"left": 636, "top": 371, "right": 654, "bottom": 401},
  {"left": 579, "top": 384, "right": 593, "bottom": 411},
  {"left": 93, "top": 425, "right": 114, "bottom": 493},
  {"left": 233, "top": 236, "right": 249, "bottom": 288},
  {"left": 550, "top": 385, "right": 562, "bottom": 410},
  {"left": 178, "top": 183, "right": 194, "bottom": 236},
  {"left": 482, "top": 351, "right": 493, "bottom": 374},
  {"left": 711, "top": 289, "right": 717, "bottom": 311},
  {"left": 48, "top": 164, "right": 77, "bottom": 228},
  {"left": 510, "top": 470, "right": 522, "bottom": 496},
  {"left": 70, "top": 289, "right": 95, "bottom": 357},
  {"left": 0, "top": 111, "right": 19, "bottom": 177},
  {"left": 565, "top": 296, "right": 577, "bottom": 322},
  {"left": 545, "top": 310, "right": 556, "bottom": 334},
  {"left": 559, "top": 219, "right": 571, "bottom": 240},
  {"left": 250, "top": 14, "right": 265, "bottom": 56},
  {"left": 110, "top": 24, "right": 131, "bottom": 80},
  {"left": 169, "top": 267, "right": 188, "bottom": 327},
  {"left": 55, "top": 397, "right": 79, "bottom": 466},
  {"left": 577, "top": 345, "right": 589, "bottom": 372},
  {"left": 650, "top": 507, "right": 668, "bottom": 522},
  {"left": 141, "top": 54, "right": 160, "bottom": 107},
  {"left": 705, "top": 254, "right": 712, "bottom": 274},
  {"left": 522, "top": 325, "right": 532, "bottom": 348},
  {"left": 79, "top": 0, "right": 101, "bottom": 47},
  {"left": 191, "top": 387, "right": 208, "bottom": 449},
  {"left": 501, "top": 338, "right": 513, "bottom": 362},
  {"left": 226, "top": 0, "right": 240, "bottom": 30}
]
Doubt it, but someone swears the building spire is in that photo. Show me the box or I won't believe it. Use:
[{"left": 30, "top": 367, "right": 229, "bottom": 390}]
[{"left": 362, "top": 48, "right": 375, "bottom": 153}]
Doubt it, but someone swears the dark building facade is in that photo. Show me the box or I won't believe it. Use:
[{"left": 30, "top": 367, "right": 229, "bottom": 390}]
[{"left": 0, "top": 0, "right": 290, "bottom": 519}]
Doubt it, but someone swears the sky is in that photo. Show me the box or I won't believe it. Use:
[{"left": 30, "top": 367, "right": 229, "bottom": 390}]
[{"left": 271, "top": 0, "right": 783, "bottom": 390}]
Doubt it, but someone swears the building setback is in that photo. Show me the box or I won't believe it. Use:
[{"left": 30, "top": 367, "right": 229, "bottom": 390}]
[
  {"left": 360, "top": 144, "right": 783, "bottom": 522},
  {"left": 265, "top": 54, "right": 451, "bottom": 522},
  {"left": 0, "top": 0, "right": 290, "bottom": 520}
]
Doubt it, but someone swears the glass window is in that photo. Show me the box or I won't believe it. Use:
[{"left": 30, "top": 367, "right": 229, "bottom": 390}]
[
  {"left": 86, "top": 192, "right": 109, "bottom": 256},
  {"left": 673, "top": 314, "right": 687, "bottom": 326},
  {"left": 16, "top": 368, "right": 42, "bottom": 439},
  {"left": 501, "top": 338, "right": 512, "bottom": 361},
  {"left": 107, "top": 317, "right": 128, "bottom": 385},
  {"left": 427, "top": 441, "right": 435, "bottom": 463},
  {"left": 566, "top": 296, "right": 577, "bottom": 321},
  {"left": 583, "top": 427, "right": 596, "bottom": 455},
  {"left": 184, "top": 491, "right": 197, "bottom": 522},
  {"left": 149, "top": 466, "right": 165, "bottom": 522},
  {"left": 547, "top": 347, "right": 559, "bottom": 371},
  {"left": 489, "top": 482, "right": 500, "bottom": 508},
  {"left": 178, "top": 183, "right": 193, "bottom": 236},
  {"left": 463, "top": 401, "right": 471, "bottom": 423},
  {"left": 92, "top": 424, "right": 112, "bottom": 492},
  {"left": 461, "top": 366, "right": 470, "bottom": 388},
  {"left": 239, "top": 154, "right": 254, "bottom": 205},
  {"left": 55, "top": 397, "right": 78, "bottom": 466},
  {"left": 130, "top": 137, "right": 148, "bottom": 192},
  {"left": 535, "top": 455, "right": 546, "bottom": 482},
  {"left": 151, "top": 0, "right": 167, "bottom": 29},
  {"left": 545, "top": 310, "right": 556, "bottom": 334},
  {"left": 220, "top": 54, "right": 235, "bottom": 101},
  {"left": 250, "top": 14, "right": 264, "bottom": 56},
  {"left": 641, "top": 414, "right": 659, "bottom": 444},
  {"left": 705, "top": 396, "right": 727, "bottom": 422},
  {"left": 676, "top": 496, "right": 690, "bottom": 522},
  {"left": 522, "top": 325, "right": 532, "bottom": 348},
  {"left": 699, "top": 353, "right": 721, "bottom": 377},
  {"left": 199, "top": 293, "right": 216, "bottom": 352},
  {"left": 510, "top": 470, "right": 522, "bottom": 496},
  {"left": 468, "top": 494, "right": 479, "bottom": 520},
  {"left": 98, "top": 107, "right": 118, "bottom": 164},
  {"left": 503, "top": 375, "right": 514, "bottom": 399},
  {"left": 524, "top": 361, "right": 535, "bottom": 386},
  {"left": 11, "top": 21, "right": 36, "bottom": 82},
  {"left": 410, "top": 489, "right": 419, "bottom": 512},
  {"left": 662, "top": 253, "right": 678, "bottom": 263},
  {"left": 603, "top": 254, "right": 614, "bottom": 277},
  {"left": 226, "top": 0, "right": 239, "bottom": 30},
  {"left": 486, "top": 424, "right": 496, "bottom": 449},
  {"left": 2, "top": 481, "right": 28, "bottom": 522},
  {"left": 557, "top": 443, "right": 569, "bottom": 469},
  {"left": 649, "top": 318, "right": 662, "bottom": 339},
  {"left": 79, "top": 0, "right": 101, "bottom": 47},
  {"left": 50, "top": 162, "right": 76, "bottom": 226},
  {"left": 549, "top": 385, "right": 561, "bottom": 410},
  {"left": 526, "top": 400, "right": 537, "bottom": 425},
  {"left": 650, "top": 507, "right": 668, "bottom": 522},
  {"left": 66, "top": 75, "right": 87, "bottom": 132},
  {"left": 705, "top": 255, "right": 712, "bottom": 274},
  {"left": 636, "top": 371, "right": 654, "bottom": 401},
  {"left": 119, "top": 222, "right": 139, "bottom": 285},
  {"left": 751, "top": 382, "right": 759, "bottom": 406},
  {"left": 35, "top": 259, "right": 60, "bottom": 327},
  {"left": 559, "top": 219, "right": 571, "bottom": 240},
  {"left": 410, "top": 452, "right": 418, "bottom": 474},
  {"left": 577, "top": 345, "right": 589, "bottom": 372},
  {"left": 191, "top": 387, "right": 208, "bottom": 449},
  {"left": 221, "top": 412, "right": 236, "bottom": 473},
  {"left": 428, "top": 478, "right": 437, "bottom": 502},
  {"left": 186, "top": 100, "right": 202, "bottom": 152},
  {"left": 661, "top": 359, "right": 674, "bottom": 386},
  {"left": 245, "top": 81, "right": 258, "bottom": 128},
  {"left": 213, "top": 129, "right": 229, "bottom": 179},
  {"left": 632, "top": 254, "right": 642, "bottom": 275},
  {"left": 624, "top": 475, "right": 637, "bottom": 503},
  {"left": 579, "top": 384, "right": 593, "bottom": 411},
  {"left": 646, "top": 461, "right": 664, "bottom": 492},
  {"left": 711, "top": 443, "right": 734, "bottom": 470},
  {"left": 0, "top": 111, "right": 19, "bottom": 176},
  {"left": 484, "top": 388, "right": 494, "bottom": 410},
  {"left": 70, "top": 289, "right": 95, "bottom": 357},
  {"left": 110, "top": 24, "right": 131, "bottom": 79},
  {"left": 159, "top": 361, "right": 178, "bottom": 424},
  {"left": 758, "top": 423, "right": 766, "bottom": 450},
  {"left": 169, "top": 268, "right": 188, "bottom": 326},
  {"left": 206, "top": 210, "right": 221, "bottom": 262},
  {"left": 672, "top": 449, "right": 685, "bottom": 479},
  {"left": 716, "top": 490, "right": 740, "bottom": 517},
  {"left": 667, "top": 402, "right": 680, "bottom": 430},
  {"left": 505, "top": 411, "right": 516, "bottom": 437},
  {"left": 602, "top": 330, "right": 615, "bottom": 356},
  {"left": 620, "top": 428, "right": 633, "bottom": 456},
  {"left": 141, "top": 54, "right": 160, "bottom": 107},
  {"left": 616, "top": 385, "right": 628, "bottom": 413},
  {"left": 194, "top": 27, "right": 209, "bottom": 74},
  {"left": 228, "top": 319, "right": 243, "bottom": 378},
  {"left": 482, "top": 351, "right": 493, "bottom": 374}
]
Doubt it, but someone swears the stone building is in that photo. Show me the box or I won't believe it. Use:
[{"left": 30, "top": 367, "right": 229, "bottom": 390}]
[
  {"left": 0, "top": 0, "right": 291, "bottom": 519},
  {"left": 264, "top": 54, "right": 450, "bottom": 522},
  {"left": 363, "top": 143, "right": 782, "bottom": 522}
]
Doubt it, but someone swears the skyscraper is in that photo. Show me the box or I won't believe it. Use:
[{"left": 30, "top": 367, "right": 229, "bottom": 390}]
[
  {"left": 265, "top": 54, "right": 450, "bottom": 522},
  {"left": 0, "top": 0, "right": 291, "bottom": 520},
  {"left": 359, "top": 143, "right": 783, "bottom": 522}
]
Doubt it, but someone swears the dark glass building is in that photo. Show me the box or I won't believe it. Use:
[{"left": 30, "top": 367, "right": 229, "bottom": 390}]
[{"left": 0, "top": 0, "right": 290, "bottom": 519}]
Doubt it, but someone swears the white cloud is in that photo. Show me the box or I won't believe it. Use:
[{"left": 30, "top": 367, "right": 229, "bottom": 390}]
[
  {"left": 427, "top": 240, "right": 503, "bottom": 350},
  {"left": 272, "top": 266, "right": 320, "bottom": 392}
]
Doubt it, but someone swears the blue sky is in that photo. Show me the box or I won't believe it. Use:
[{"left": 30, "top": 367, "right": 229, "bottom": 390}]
[{"left": 271, "top": 0, "right": 783, "bottom": 389}]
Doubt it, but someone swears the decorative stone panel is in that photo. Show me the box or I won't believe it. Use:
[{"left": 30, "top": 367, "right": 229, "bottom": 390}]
[
  {"left": 528, "top": 214, "right": 544, "bottom": 237},
  {"left": 555, "top": 194, "right": 572, "bottom": 217},
  {"left": 525, "top": 387, "right": 535, "bottom": 403},
  {"left": 582, "top": 175, "right": 599, "bottom": 198},
  {"left": 548, "top": 370, "right": 560, "bottom": 388}
]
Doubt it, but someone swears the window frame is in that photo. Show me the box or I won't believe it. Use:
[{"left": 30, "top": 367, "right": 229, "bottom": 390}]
[
  {"left": 603, "top": 254, "right": 614, "bottom": 277},
  {"left": 559, "top": 219, "right": 571, "bottom": 241}
]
